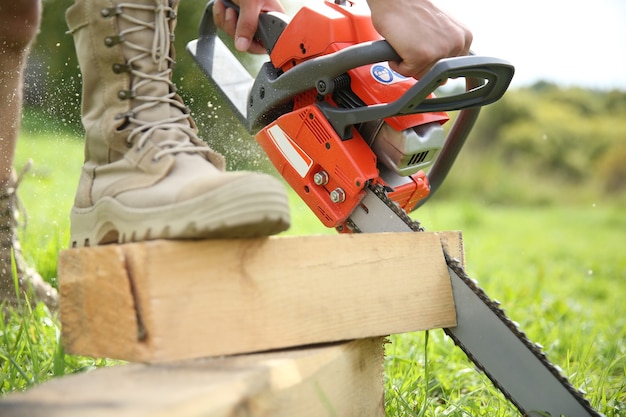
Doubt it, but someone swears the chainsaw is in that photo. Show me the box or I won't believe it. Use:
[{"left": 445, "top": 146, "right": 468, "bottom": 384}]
[{"left": 187, "top": 1, "right": 602, "bottom": 415}]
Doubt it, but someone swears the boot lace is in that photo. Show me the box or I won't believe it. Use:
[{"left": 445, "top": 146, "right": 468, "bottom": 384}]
[{"left": 113, "top": 1, "right": 212, "bottom": 161}]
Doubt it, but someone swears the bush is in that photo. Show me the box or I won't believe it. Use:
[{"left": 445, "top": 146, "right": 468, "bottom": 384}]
[
  {"left": 597, "top": 143, "right": 626, "bottom": 193},
  {"left": 465, "top": 86, "right": 626, "bottom": 201}
]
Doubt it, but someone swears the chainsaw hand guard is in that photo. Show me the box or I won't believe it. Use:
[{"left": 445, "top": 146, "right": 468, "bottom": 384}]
[{"left": 186, "top": 0, "right": 291, "bottom": 127}]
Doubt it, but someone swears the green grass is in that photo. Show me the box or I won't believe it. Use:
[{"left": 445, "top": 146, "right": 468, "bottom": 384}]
[
  {"left": 2, "top": 117, "right": 624, "bottom": 416},
  {"left": 0, "top": 301, "right": 115, "bottom": 393}
]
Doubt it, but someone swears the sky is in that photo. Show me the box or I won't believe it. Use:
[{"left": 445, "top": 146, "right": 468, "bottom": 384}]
[{"left": 435, "top": 0, "right": 626, "bottom": 90}]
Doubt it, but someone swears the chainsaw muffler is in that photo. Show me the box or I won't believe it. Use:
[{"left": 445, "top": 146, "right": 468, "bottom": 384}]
[{"left": 361, "top": 121, "right": 445, "bottom": 177}]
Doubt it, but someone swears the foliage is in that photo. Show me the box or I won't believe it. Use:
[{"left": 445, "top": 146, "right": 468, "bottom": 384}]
[
  {"left": 597, "top": 142, "right": 626, "bottom": 193},
  {"left": 467, "top": 84, "right": 626, "bottom": 197}
]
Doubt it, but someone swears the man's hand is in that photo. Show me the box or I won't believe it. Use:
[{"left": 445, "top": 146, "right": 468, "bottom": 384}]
[
  {"left": 212, "top": 0, "right": 284, "bottom": 54},
  {"left": 367, "top": 0, "right": 472, "bottom": 79}
]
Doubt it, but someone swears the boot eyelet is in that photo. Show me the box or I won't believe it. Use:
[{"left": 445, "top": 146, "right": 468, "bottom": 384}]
[
  {"left": 125, "top": 140, "right": 133, "bottom": 149},
  {"left": 112, "top": 63, "right": 132, "bottom": 74},
  {"left": 104, "top": 36, "right": 122, "bottom": 47},
  {"left": 115, "top": 111, "right": 134, "bottom": 120},
  {"left": 117, "top": 90, "right": 135, "bottom": 100}
]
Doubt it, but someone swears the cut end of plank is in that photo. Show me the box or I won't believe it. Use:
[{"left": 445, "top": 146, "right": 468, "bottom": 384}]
[{"left": 58, "top": 244, "right": 151, "bottom": 359}]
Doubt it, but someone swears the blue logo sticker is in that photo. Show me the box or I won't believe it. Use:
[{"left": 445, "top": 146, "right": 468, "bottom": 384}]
[
  {"left": 372, "top": 64, "right": 393, "bottom": 83},
  {"left": 370, "top": 63, "right": 408, "bottom": 85}
]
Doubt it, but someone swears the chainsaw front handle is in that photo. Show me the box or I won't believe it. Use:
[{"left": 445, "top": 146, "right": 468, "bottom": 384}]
[{"left": 312, "top": 53, "right": 514, "bottom": 208}]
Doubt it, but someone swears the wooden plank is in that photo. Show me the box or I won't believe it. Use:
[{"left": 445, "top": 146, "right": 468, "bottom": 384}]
[
  {"left": 0, "top": 338, "right": 386, "bottom": 417},
  {"left": 59, "top": 232, "right": 460, "bottom": 362}
]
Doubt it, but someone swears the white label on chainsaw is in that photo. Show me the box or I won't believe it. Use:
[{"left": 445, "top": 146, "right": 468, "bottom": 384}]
[
  {"left": 267, "top": 125, "right": 313, "bottom": 178},
  {"left": 371, "top": 62, "right": 408, "bottom": 85}
]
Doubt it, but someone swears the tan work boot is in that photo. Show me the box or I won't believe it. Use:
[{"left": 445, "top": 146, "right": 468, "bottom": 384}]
[{"left": 65, "top": 0, "right": 289, "bottom": 247}]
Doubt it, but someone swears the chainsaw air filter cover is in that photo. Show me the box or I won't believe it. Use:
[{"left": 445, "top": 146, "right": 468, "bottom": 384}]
[{"left": 370, "top": 121, "right": 444, "bottom": 176}]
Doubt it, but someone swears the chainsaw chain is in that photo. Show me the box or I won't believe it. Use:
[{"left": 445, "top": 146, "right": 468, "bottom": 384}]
[
  {"left": 349, "top": 183, "right": 601, "bottom": 416},
  {"left": 346, "top": 183, "right": 425, "bottom": 233}
]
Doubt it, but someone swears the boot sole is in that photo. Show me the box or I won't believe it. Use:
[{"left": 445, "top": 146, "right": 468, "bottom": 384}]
[{"left": 69, "top": 175, "right": 291, "bottom": 247}]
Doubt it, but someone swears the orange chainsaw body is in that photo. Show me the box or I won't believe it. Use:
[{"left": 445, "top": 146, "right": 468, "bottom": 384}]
[{"left": 255, "top": 0, "right": 448, "bottom": 229}]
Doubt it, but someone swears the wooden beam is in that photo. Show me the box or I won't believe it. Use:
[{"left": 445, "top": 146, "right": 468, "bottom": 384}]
[
  {"left": 0, "top": 338, "right": 386, "bottom": 417},
  {"left": 59, "top": 232, "right": 460, "bottom": 362}
]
